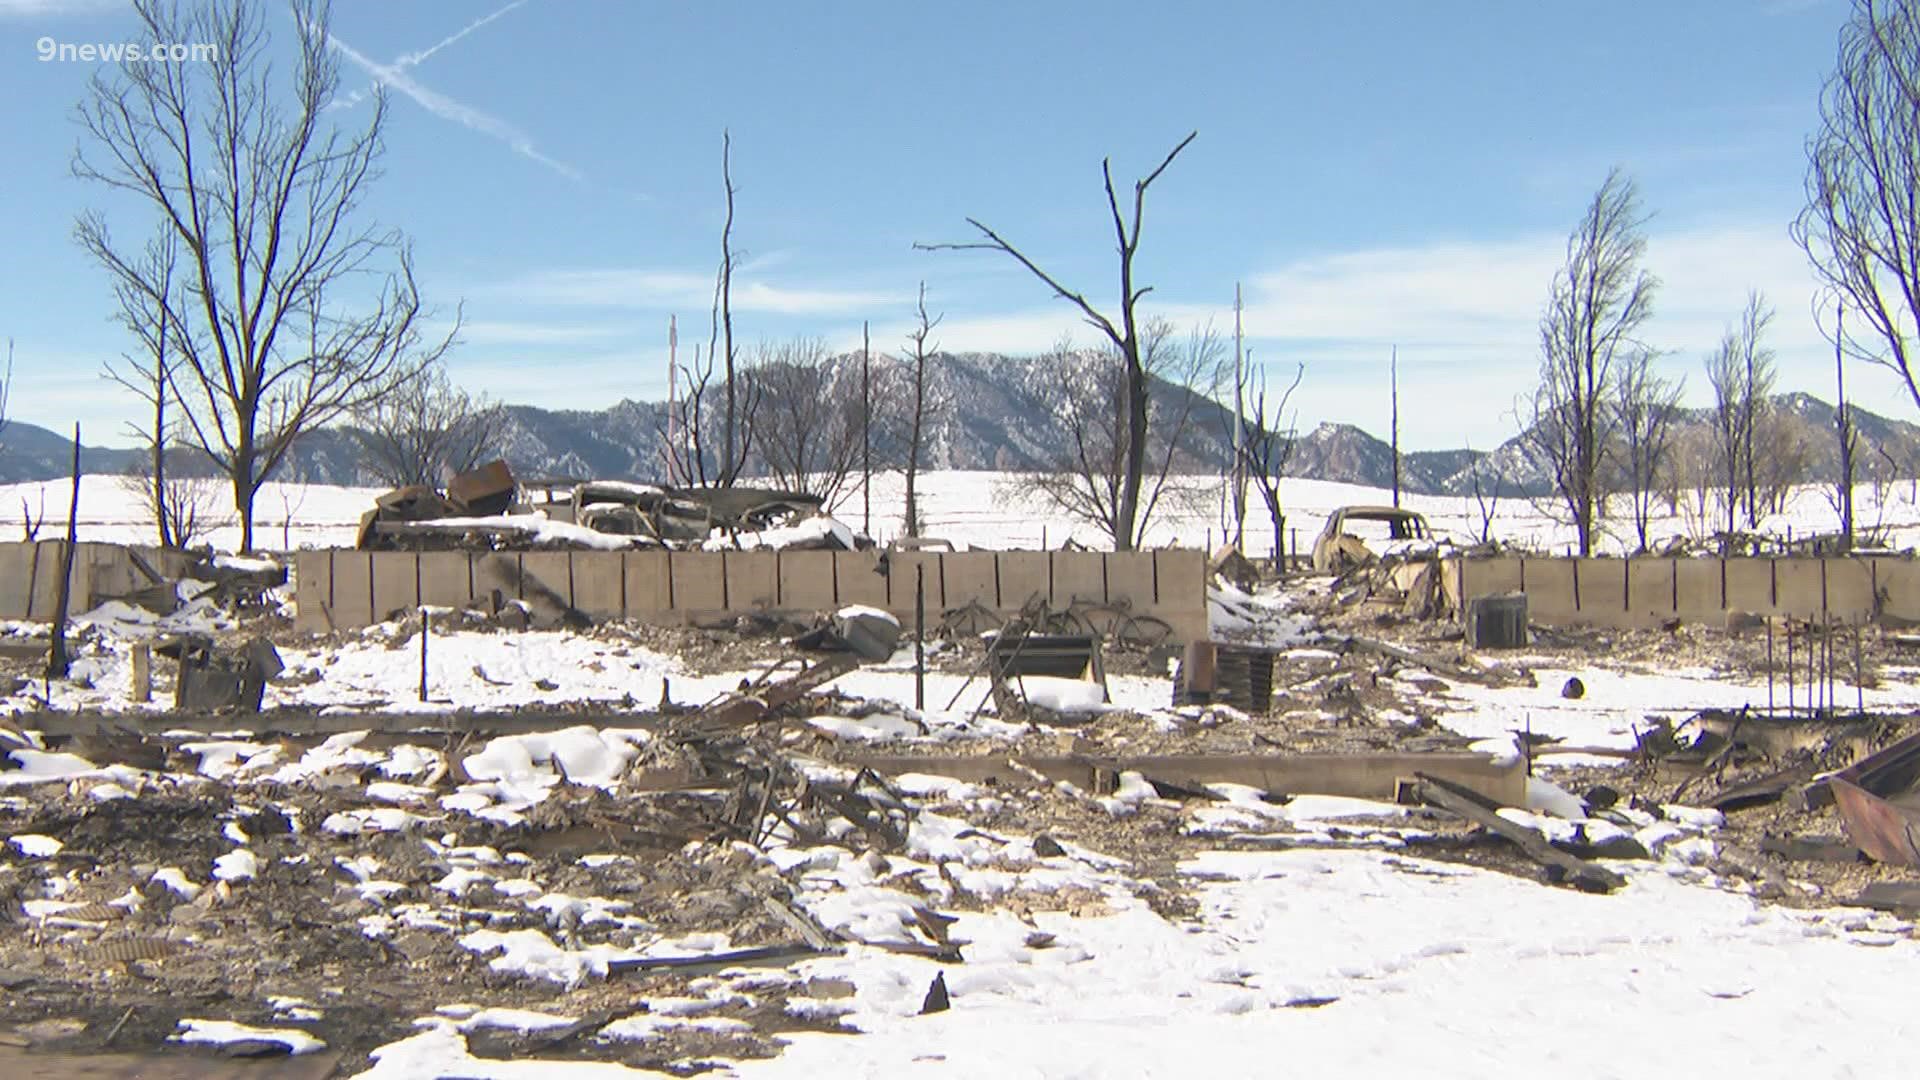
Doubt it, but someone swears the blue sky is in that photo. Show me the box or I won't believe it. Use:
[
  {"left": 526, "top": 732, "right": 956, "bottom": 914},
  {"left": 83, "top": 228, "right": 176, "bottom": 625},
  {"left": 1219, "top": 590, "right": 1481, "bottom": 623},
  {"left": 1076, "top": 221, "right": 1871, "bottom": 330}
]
[{"left": 0, "top": 0, "right": 1887, "bottom": 451}]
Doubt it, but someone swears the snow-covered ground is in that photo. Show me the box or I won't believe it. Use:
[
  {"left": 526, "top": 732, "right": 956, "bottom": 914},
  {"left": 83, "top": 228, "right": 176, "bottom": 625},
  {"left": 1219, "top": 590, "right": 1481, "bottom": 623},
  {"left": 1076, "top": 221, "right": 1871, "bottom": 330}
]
[
  {"left": 5, "top": 473, "right": 1920, "bottom": 1077},
  {"left": 4, "top": 469, "right": 1917, "bottom": 558}
]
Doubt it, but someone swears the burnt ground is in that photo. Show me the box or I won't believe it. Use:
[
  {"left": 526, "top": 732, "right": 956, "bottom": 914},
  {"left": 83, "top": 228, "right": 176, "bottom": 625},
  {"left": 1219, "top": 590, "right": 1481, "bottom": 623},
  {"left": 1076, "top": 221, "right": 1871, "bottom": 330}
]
[{"left": 4, "top": 581, "right": 1920, "bottom": 1073}]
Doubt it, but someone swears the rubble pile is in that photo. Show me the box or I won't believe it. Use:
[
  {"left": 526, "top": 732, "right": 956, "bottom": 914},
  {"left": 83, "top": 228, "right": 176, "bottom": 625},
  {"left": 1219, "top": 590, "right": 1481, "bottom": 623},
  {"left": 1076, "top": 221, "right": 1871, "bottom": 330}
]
[{"left": 356, "top": 461, "right": 861, "bottom": 554}]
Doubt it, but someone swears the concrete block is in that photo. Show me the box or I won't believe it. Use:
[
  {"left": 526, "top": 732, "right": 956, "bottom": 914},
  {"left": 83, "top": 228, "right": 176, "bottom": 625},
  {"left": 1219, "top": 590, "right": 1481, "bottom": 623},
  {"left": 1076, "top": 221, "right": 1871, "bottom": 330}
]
[
  {"left": 0, "top": 543, "right": 36, "bottom": 619},
  {"left": 886, "top": 552, "right": 945, "bottom": 614},
  {"left": 1876, "top": 558, "right": 1920, "bottom": 624},
  {"left": 570, "top": 552, "right": 625, "bottom": 618},
  {"left": 329, "top": 550, "right": 376, "bottom": 628},
  {"left": 1772, "top": 558, "right": 1825, "bottom": 619},
  {"left": 1153, "top": 548, "right": 1207, "bottom": 616},
  {"left": 1724, "top": 558, "right": 1776, "bottom": 616},
  {"left": 670, "top": 552, "right": 726, "bottom": 612},
  {"left": 1675, "top": 559, "right": 1724, "bottom": 620},
  {"left": 370, "top": 552, "right": 419, "bottom": 620},
  {"left": 996, "top": 552, "right": 1051, "bottom": 611},
  {"left": 292, "top": 551, "right": 331, "bottom": 632},
  {"left": 1821, "top": 558, "right": 1876, "bottom": 622},
  {"left": 1459, "top": 557, "right": 1523, "bottom": 599},
  {"left": 1051, "top": 552, "right": 1106, "bottom": 605},
  {"left": 519, "top": 552, "right": 574, "bottom": 610},
  {"left": 834, "top": 551, "right": 888, "bottom": 608},
  {"left": 1106, "top": 551, "right": 1157, "bottom": 611},
  {"left": 624, "top": 551, "right": 671, "bottom": 613},
  {"left": 418, "top": 552, "right": 473, "bottom": 610},
  {"left": 1518, "top": 558, "right": 1578, "bottom": 621},
  {"left": 1625, "top": 559, "right": 1676, "bottom": 620},
  {"left": 726, "top": 551, "right": 779, "bottom": 611},
  {"left": 26, "top": 541, "right": 67, "bottom": 620},
  {"left": 1575, "top": 559, "right": 1628, "bottom": 620},
  {"left": 778, "top": 550, "right": 838, "bottom": 611},
  {"left": 943, "top": 553, "right": 998, "bottom": 607}
]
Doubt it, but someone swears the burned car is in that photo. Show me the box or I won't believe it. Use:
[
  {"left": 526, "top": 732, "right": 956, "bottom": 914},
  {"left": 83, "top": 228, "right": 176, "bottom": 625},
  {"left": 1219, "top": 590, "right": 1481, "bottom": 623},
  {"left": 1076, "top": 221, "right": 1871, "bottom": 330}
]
[{"left": 1311, "top": 505, "right": 1442, "bottom": 573}]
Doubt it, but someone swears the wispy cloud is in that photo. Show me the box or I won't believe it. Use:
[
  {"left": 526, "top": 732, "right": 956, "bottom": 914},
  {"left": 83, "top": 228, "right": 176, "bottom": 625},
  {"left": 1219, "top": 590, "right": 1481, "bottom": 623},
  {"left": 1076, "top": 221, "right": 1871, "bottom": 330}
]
[
  {"left": 326, "top": 0, "right": 580, "bottom": 180},
  {"left": 0, "top": 0, "right": 120, "bottom": 16},
  {"left": 394, "top": 0, "right": 529, "bottom": 68},
  {"left": 458, "top": 319, "right": 640, "bottom": 347},
  {"left": 495, "top": 267, "right": 892, "bottom": 316}
]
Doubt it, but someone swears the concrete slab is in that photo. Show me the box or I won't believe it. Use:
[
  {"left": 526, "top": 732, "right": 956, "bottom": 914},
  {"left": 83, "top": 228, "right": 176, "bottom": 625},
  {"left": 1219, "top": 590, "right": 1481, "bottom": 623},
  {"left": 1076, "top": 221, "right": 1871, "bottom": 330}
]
[
  {"left": 292, "top": 551, "right": 331, "bottom": 632},
  {"left": 778, "top": 550, "right": 838, "bottom": 611},
  {"left": 570, "top": 551, "right": 625, "bottom": 618},
  {"left": 726, "top": 551, "right": 779, "bottom": 612},
  {"left": 519, "top": 552, "right": 575, "bottom": 610},
  {"left": 996, "top": 551, "right": 1051, "bottom": 611},
  {"left": 943, "top": 552, "right": 998, "bottom": 607},
  {"left": 624, "top": 551, "right": 671, "bottom": 613},
  {"left": 1050, "top": 552, "right": 1106, "bottom": 605},
  {"left": 886, "top": 552, "right": 945, "bottom": 614},
  {"left": 670, "top": 552, "right": 726, "bottom": 612},
  {"left": 417, "top": 552, "right": 473, "bottom": 610},
  {"left": 1518, "top": 558, "right": 1578, "bottom": 621},
  {"left": 1106, "top": 551, "right": 1157, "bottom": 610},
  {"left": 1626, "top": 558, "right": 1676, "bottom": 619},
  {"left": 323, "top": 550, "right": 373, "bottom": 627},
  {"left": 1724, "top": 558, "right": 1777, "bottom": 616},
  {"left": 369, "top": 551, "right": 418, "bottom": 620},
  {"left": 1675, "top": 558, "right": 1724, "bottom": 620},
  {"left": 834, "top": 551, "right": 889, "bottom": 608}
]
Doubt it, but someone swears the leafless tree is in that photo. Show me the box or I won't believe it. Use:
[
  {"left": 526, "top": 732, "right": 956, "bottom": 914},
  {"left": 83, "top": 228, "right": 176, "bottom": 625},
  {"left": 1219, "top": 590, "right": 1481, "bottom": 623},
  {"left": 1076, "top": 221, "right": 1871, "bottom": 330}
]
[
  {"left": 901, "top": 282, "right": 947, "bottom": 537},
  {"left": 72, "top": 0, "right": 453, "bottom": 551},
  {"left": 1013, "top": 319, "right": 1223, "bottom": 550},
  {"left": 1705, "top": 293, "right": 1778, "bottom": 535},
  {"left": 1828, "top": 302, "right": 1860, "bottom": 547},
  {"left": 1612, "top": 348, "right": 1684, "bottom": 553},
  {"left": 0, "top": 338, "right": 13, "bottom": 457},
  {"left": 919, "top": 131, "right": 1198, "bottom": 551},
  {"left": 752, "top": 337, "right": 863, "bottom": 509},
  {"left": 1792, "top": 0, "right": 1920, "bottom": 415},
  {"left": 1525, "top": 169, "right": 1657, "bottom": 555},
  {"left": 352, "top": 363, "right": 503, "bottom": 488},
  {"left": 1239, "top": 362, "right": 1302, "bottom": 567},
  {"left": 1464, "top": 444, "right": 1505, "bottom": 546},
  {"left": 100, "top": 229, "right": 184, "bottom": 546},
  {"left": 116, "top": 461, "right": 225, "bottom": 550},
  {"left": 710, "top": 131, "right": 758, "bottom": 487}
]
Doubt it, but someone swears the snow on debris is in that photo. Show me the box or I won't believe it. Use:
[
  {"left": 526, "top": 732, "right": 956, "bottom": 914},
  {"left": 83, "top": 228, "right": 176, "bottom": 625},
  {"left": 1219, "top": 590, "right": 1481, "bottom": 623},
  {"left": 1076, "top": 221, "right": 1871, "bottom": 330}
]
[{"left": 171, "top": 1018, "right": 326, "bottom": 1055}]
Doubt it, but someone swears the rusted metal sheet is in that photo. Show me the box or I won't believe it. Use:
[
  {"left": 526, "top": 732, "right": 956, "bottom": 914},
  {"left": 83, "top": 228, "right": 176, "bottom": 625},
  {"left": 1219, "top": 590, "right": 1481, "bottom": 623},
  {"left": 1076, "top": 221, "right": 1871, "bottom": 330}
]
[{"left": 1826, "top": 730, "right": 1920, "bottom": 868}]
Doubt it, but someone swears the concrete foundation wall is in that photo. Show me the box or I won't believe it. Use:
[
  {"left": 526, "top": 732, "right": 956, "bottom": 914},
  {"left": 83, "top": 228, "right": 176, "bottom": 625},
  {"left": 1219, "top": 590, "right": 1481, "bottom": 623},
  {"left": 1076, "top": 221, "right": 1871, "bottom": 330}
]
[
  {"left": 290, "top": 547, "right": 1211, "bottom": 643},
  {"left": 0, "top": 542, "right": 199, "bottom": 622},
  {"left": 1451, "top": 554, "right": 1916, "bottom": 628}
]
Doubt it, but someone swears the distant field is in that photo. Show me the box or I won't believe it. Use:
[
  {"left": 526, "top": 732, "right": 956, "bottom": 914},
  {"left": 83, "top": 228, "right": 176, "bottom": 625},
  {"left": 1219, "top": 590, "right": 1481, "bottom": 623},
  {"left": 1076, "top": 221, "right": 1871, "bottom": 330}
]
[{"left": 1, "top": 469, "right": 1915, "bottom": 556}]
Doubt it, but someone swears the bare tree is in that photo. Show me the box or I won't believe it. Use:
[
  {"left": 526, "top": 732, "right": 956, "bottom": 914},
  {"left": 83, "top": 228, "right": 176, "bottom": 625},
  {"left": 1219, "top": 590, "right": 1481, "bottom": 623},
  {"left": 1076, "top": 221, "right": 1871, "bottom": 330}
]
[
  {"left": 1831, "top": 304, "right": 1859, "bottom": 547},
  {"left": 352, "top": 363, "right": 503, "bottom": 489},
  {"left": 1705, "top": 294, "right": 1777, "bottom": 536},
  {"left": 1792, "top": 0, "right": 1920, "bottom": 415},
  {"left": 0, "top": 338, "right": 12, "bottom": 457},
  {"left": 752, "top": 338, "right": 863, "bottom": 509},
  {"left": 1464, "top": 444, "right": 1505, "bottom": 546},
  {"left": 1525, "top": 169, "right": 1658, "bottom": 555},
  {"left": 1014, "top": 319, "right": 1223, "bottom": 549},
  {"left": 1239, "top": 362, "right": 1302, "bottom": 567},
  {"left": 710, "top": 131, "right": 758, "bottom": 488},
  {"left": 100, "top": 230, "right": 183, "bottom": 546},
  {"left": 72, "top": 0, "right": 453, "bottom": 551},
  {"left": 919, "top": 131, "right": 1198, "bottom": 551},
  {"left": 901, "top": 282, "right": 946, "bottom": 537},
  {"left": 1612, "top": 348, "right": 1684, "bottom": 553}
]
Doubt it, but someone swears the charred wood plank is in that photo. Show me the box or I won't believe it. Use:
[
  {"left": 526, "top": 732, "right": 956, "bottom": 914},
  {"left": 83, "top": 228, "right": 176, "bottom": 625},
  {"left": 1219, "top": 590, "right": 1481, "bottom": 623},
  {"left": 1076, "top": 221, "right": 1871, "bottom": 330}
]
[{"left": 1411, "top": 772, "right": 1624, "bottom": 893}]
